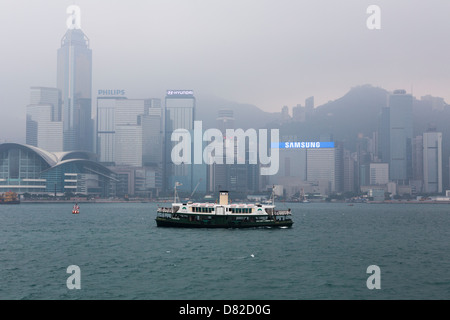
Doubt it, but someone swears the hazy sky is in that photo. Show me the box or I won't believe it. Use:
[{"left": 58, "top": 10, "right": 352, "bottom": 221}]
[{"left": 1, "top": 0, "right": 450, "bottom": 142}]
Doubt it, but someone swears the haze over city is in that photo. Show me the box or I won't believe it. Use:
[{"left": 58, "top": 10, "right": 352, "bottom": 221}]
[{"left": 1, "top": 0, "right": 450, "bottom": 142}]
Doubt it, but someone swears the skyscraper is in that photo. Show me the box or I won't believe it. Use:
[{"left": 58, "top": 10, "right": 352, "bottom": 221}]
[
  {"left": 114, "top": 99, "right": 155, "bottom": 167},
  {"left": 57, "top": 19, "right": 93, "bottom": 152},
  {"left": 389, "top": 90, "right": 413, "bottom": 182},
  {"left": 377, "top": 107, "right": 390, "bottom": 163},
  {"left": 164, "top": 90, "right": 198, "bottom": 193},
  {"left": 423, "top": 130, "right": 442, "bottom": 193},
  {"left": 96, "top": 96, "right": 126, "bottom": 164},
  {"left": 306, "top": 148, "right": 336, "bottom": 194},
  {"left": 26, "top": 87, "right": 63, "bottom": 152}
]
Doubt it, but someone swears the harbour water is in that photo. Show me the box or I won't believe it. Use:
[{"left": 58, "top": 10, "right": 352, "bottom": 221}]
[{"left": 1, "top": 202, "right": 449, "bottom": 300}]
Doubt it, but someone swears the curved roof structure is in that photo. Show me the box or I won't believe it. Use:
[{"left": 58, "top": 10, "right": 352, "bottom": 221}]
[
  {"left": 0, "top": 143, "right": 109, "bottom": 175},
  {"left": 0, "top": 143, "right": 57, "bottom": 167}
]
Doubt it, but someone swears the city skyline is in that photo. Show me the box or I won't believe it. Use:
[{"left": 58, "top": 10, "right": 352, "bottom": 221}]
[{"left": 1, "top": 0, "right": 450, "bottom": 142}]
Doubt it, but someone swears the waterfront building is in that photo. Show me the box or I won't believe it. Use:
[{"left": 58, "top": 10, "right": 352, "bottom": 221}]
[
  {"left": 110, "top": 165, "right": 161, "bottom": 198},
  {"left": 306, "top": 148, "right": 336, "bottom": 195},
  {"left": 0, "top": 143, "right": 115, "bottom": 197},
  {"left": 423, "top": 130, "right": 442, "bottom": 193},
  {"left": 369, "top": 163, "right": 389, "bottom": 185}
]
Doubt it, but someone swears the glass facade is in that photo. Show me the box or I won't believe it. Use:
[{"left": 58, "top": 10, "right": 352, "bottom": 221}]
[
  {"left": 0, "top": 144, "right": 51, "bottom": 193},
  {"left": 423, "top": 131, "right": 442, "bottom": 193},
  {"left": 389, "top": 90, "right": 413, "bottom": 182},
  {"left": 164, "top": 92, "right": 196, "bottom": 192},
  {"left": 0, "top": 143, "right": 115, "bottom": 196},
  {"left": 57, "top": 28, "right": 93, "bottom": 152}
]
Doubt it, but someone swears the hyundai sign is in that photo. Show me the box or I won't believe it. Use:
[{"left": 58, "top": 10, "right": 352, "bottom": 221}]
[{"left": 166, "top": 90, "right": 194, "bottom": 96}]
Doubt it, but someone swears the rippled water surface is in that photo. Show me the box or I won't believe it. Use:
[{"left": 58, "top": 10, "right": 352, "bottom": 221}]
[{"left": 1, "top": 202, "right": 449, "bottom": 299}]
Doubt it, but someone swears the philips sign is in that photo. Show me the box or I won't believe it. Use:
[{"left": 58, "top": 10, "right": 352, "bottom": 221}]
[
  {"left": 98, "top": 89, "right": 126, "bottom": 96},
  {"left": 272, "top": 142, "right": 335, "bottom": 149}
]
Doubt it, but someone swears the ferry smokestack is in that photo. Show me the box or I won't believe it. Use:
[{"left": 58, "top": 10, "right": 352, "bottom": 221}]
[{"left": 219, "top": 191, "right": 229, "bottom": 205}]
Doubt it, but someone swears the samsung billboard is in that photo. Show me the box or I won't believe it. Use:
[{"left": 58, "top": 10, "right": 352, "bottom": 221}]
[{"left": 272, "top": 141, "right": 335, "bottom": 149}]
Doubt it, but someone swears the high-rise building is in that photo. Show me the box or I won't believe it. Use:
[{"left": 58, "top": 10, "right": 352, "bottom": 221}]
[
  {"left": 306, "top": 148, "right": 336, "bottom": 194},
  {"left": 389, "top": 90, "right": 413, "bottom": 182},
  {"left": 305, "top": 96, "right": 314, "bottom": 114},
  {"left": 26, "top": 87, "right": 63, "bottom": 152},
  {"left": 96, "top": 96, "right": 127, "bottom": 164},
  {"left": 210, "top": 109, "right": 234, "bottom": 192},
  {"left": 142, "top": 99, "right": 163, "bottom": 167},
  {"left": 281, "top": 106, "right": 291, "bottom": 122},
  {"left": 292, "top": 104, "right": 306, "bottom": 122},
  {"left": 57, "top": 24, "right": 93, "bottom": 152},
  {"left": 369, "top": 163, "right": 389, "bottom": 185},
  {"left": 343, "top": 150, "right": 356, "bottom": 193},
  {"left": 114, "top": 99, "right": 156, "bottom": 167},
  {"left": 423, "top": 130, "right": 442, "bottom": 193},
  {"left": 97, "top": 96, "right": 163, "bottom": 194},
  {"left": 377, "top": 107, "right": 390, "bottom": 163},
  {"left": 412, "top": 135, "right": 423, "bottom": 182},
  {"left": 164, "top": 90, "right": 198, "bottom": 193}
]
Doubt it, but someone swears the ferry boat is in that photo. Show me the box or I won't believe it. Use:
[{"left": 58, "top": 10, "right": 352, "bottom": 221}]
[
  {"left": 0, "top": 191, "right": 20, "bottom": 204},
  {"left": 156, "top": 190, "right": 293, "bottom": 229}
]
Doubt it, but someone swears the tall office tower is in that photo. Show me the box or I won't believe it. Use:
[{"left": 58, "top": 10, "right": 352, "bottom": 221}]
[
  {"left": 412, "top": 136, "right": 423, "bottom": 181},
  {"left": 305, "top": 96, "right": 314, "bottom": 114},
  {"left": 269, "top": 135, "right": 307, "bottom": 191},
  {"left": 209, "top": 109, "right": 235, "bottom": 192},
  {"left": 334, "top": 141, "right": 344, "bottom": 193},
  {"left": 96, "top": 96, "right": 127, "bottom": 164},
  {"left": 306, "top": 148, "right": 336, "bottom": 195},
  {"left": 343, "top": 149, "right": 356, "bottom": 193},
  {"left": 164, "top": 90, "right": 197, "bottom": 193},
  {"left": 142, "top": 99, "right": 163, "bottom": 167},
  {"left": 423, "top": 130, "right": 442, "bottom": 193},
  {"left": 26, "top": 87, "right": 63, "bottom": 152},
  {"left": 57, "top": 21, "right": 93, "bottom": 152},
  {"left": 369, "top": 163, "right": 389, "bottom": 185},
  {"left": 114, "top": 99, "right": 153, "bottom": 167},
  {"left": 281, "top": 106, "right": 290, "bottom": 122},
  {"left": 389, "top": 90, "right": 413, "bottom": 183},
  {"left": 377, "top": 107, "right": 390, "bottom": 163},
  {"left": 292, "top": 104, "right": 306, "bottom": 122}
]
